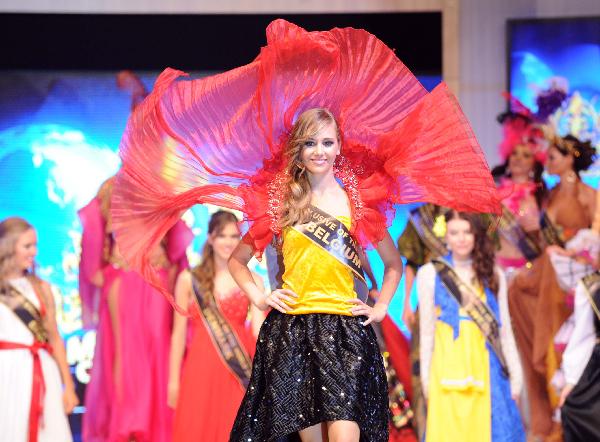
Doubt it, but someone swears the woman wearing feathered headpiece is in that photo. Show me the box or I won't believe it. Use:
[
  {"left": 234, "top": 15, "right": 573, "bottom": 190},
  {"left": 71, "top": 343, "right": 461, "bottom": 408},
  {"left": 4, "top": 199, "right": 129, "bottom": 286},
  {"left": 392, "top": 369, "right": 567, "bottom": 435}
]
[{"left": 111, "top": 20, "right": 502, "bottom": 441}]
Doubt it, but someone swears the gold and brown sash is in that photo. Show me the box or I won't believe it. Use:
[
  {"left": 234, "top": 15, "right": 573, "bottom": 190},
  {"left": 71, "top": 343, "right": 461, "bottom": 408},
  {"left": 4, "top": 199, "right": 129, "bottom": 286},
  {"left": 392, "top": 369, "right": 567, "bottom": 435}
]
[
  {"left": 0, "top": 285, "right": 48, "bottom": 343},
  {"left": 409, "top": 205, "right": 448, "bottom": 258},
  {"left": 191, "top": 277, "right": 253, "bottom": 389},
  {"left": 497, "top": 206, "right": 542, "bottom": 261},
  {"left": 541, "top": 213, "right": 565, "bottom": 247},
  {"left": 432, "top": 259, "right": 509, "bottom": 377},
  {"left": 292, "top": 205, "right": 369, "bottom": 301},
  {"left": 581, "top": 271, "right": 600, "bottom": 324}
]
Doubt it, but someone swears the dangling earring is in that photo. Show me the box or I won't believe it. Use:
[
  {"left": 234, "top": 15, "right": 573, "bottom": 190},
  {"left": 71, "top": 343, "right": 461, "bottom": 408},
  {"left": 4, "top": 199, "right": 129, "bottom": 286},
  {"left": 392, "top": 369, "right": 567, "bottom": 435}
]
[{"left": 528, "top": 170, "right": 534, "bottom": 179}]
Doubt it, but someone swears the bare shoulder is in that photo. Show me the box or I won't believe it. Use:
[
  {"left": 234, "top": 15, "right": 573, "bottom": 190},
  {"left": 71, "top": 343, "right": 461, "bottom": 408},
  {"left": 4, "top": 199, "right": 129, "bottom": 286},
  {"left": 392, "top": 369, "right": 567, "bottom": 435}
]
[
  {"left": 580, "top": 181, "right": 596, "bottom": 201},
  {"left": 28, "top": 276, "right": 51, "bottom": 295},
  {"left": 28, "top": 277, "right": 54, "bottom": 309},
  {"left": 37, "top": 278, "right": 51, "bottom": 291},
  {"left": 177, "top": 269, "right": 192, "bottom": 285}
]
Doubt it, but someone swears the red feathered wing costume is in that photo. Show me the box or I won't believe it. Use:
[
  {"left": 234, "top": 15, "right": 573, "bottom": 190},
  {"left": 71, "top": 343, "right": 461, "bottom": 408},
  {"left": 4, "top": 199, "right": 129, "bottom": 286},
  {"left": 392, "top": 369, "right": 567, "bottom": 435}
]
[{"left": 112, "top": 19, "right": 501, "bottom": 312}]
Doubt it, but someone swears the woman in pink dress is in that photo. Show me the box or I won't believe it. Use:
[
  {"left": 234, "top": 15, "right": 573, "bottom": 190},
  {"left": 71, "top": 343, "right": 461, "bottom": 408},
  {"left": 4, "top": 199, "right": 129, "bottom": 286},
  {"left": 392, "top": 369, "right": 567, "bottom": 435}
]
[
  {"left": 81, "top": 176, "right": 192, "bottom": 442},
  {"left": 168, "top": 210, "right": 264, "bottom": 442}
]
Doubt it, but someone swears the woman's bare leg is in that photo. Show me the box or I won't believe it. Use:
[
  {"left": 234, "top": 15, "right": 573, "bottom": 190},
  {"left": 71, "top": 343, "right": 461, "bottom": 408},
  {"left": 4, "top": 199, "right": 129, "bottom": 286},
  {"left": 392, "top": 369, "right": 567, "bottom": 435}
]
[
  {"left": 326, "top": 420, "right": 360, "bottom": 442},
  {"left": 299, "top": 422, "right": 328, "bottom": 442}
]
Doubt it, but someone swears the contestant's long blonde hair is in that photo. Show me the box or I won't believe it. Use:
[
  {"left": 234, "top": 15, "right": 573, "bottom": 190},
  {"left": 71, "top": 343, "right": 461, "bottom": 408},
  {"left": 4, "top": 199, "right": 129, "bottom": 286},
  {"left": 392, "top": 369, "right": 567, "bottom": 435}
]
[
  {"left": 0, "top": 217, "right": 37, "bottom": 292},
  {"left": 279, "top": 108, "right": 340, "bottom": 228},
  {"left": 96, "top": 176, "right": 115, "bottom": 262}
]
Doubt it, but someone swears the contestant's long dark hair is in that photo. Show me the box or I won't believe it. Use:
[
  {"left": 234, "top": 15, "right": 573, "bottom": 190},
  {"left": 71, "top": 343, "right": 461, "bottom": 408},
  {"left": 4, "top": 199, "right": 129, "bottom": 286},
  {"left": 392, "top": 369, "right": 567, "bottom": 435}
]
[
  {"left": 445, "top": 210, "right": 498, "bottom": 294},
  {"left": 190, "top": 211, "right": 239, "bottom": 297}
]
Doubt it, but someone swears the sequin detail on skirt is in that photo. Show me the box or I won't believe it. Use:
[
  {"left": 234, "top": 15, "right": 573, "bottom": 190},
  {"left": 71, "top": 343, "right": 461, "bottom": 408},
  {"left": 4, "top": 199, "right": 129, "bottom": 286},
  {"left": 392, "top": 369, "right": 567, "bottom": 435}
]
[{"left": 230, "top": 311, "right": 389, "bottom": 442}]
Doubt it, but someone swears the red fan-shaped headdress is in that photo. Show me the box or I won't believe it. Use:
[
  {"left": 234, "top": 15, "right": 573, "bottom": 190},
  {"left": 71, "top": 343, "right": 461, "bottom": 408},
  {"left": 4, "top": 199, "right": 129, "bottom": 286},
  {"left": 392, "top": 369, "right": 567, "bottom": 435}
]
[{"left": 112, "top": 19, "right": 502, "bottom": 312}]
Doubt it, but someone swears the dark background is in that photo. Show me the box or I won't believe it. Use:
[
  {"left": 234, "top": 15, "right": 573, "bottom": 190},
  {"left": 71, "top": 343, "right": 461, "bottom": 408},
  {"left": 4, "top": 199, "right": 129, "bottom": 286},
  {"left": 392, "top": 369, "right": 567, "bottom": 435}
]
[{"left": 0, "top": 12, "right": 441, "bottom": 73}]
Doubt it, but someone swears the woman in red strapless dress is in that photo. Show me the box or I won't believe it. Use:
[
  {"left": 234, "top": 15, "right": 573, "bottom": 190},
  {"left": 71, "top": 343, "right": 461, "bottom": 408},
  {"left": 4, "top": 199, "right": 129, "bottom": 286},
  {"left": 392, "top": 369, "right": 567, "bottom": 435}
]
[{"left": 168, "top": 211, "right": 264, "bottom": 442}]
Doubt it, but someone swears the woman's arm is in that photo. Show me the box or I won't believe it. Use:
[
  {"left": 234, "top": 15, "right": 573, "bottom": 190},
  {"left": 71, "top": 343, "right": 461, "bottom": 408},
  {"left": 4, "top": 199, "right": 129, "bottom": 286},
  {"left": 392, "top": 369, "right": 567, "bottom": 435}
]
[
  {"left": 496, "top": 266, "right": 523, "bottom": 398},
  {"left": 417, "top": 263, "right": 436, "bottom": 400},
  {"left": 229, "top": 235, "right": 297, "bottom": 313},
  {"left": 229, "top": 237, "right": 269, "bottom": 310},
  {"left": 593, "top": 189, "right": 600, "bottom": 233},
  {"left": 349, "top": 232, "right": 403, "bottom": 326},
  {"left": 249, "top": 272, "right": 266, "bottom": 337},
  {"left": 375, "top": 232, "right": 404, "bottom": 301},
  {"left": 167, "top": 270, "right": 192, "bottom": 408},
  {"left": 39, "top": 280, "right": 79, "bottom": 414},
  {"left": 402, "top": 265, "right": 416, "bottom": 329},
  {"left": 582, "top": 184, "right": 597, "bottom": 228}
]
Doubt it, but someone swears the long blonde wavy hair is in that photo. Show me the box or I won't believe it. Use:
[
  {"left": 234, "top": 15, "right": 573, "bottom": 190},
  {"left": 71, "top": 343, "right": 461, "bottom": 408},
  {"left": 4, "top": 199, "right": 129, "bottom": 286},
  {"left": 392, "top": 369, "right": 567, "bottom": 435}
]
[
  {"left": 279, "top": 108, "right": 340, "bottom": 228},
  {"left": 0, "top": 217, "right": 38, "bottom": 293},
  {"left": 94, "top": 176, "right": 116, "bottom": 262},
  {"left": 190, "top": 210, "right": 239, "bottom": 299}
]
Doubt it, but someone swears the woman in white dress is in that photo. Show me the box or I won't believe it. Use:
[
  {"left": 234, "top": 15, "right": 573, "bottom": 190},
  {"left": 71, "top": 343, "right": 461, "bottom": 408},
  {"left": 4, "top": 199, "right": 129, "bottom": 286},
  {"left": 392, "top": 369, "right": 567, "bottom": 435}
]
[{"left": 0, "top": 217, "right": 78, "bottom": 442}]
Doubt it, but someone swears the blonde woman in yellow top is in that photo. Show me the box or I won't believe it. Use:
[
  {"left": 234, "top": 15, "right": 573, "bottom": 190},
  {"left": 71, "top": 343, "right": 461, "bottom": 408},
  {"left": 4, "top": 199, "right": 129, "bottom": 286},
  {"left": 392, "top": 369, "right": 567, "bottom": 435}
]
[
  {"left": 228, "top": 109, "right": 403, "bottom": 442},
  {"left": 108, "top": 20, "right": 504, "bottom": 442}
]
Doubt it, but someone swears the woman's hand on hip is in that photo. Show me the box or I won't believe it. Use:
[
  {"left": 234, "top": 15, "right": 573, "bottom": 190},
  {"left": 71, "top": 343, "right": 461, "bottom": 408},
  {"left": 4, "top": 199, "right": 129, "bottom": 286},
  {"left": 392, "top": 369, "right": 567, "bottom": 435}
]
[
  {"left": 347, "top": 298, "right": 388, "bottom": 326},
  {"left": 264, "top": 289, "right": 298, "bottom": 313}
]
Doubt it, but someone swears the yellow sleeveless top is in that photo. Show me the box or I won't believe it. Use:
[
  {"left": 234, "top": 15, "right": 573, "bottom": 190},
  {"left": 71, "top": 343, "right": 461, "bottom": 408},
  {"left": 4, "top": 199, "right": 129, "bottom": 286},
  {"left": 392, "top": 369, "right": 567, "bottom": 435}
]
[{"left": 280, "top": 215, "right": 357, "bottom": 315}]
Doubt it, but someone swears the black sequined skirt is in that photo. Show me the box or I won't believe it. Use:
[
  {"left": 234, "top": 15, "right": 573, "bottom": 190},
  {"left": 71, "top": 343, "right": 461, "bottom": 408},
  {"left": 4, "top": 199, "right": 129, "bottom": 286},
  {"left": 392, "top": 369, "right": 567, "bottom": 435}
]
[{"left": 230, "top": 310, "right": 388, "bottom": 442}]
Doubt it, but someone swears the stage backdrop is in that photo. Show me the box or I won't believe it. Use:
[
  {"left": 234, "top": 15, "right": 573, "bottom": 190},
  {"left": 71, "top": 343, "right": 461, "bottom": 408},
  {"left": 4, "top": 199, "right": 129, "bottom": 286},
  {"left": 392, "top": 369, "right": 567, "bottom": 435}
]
[
  {"left": 0, "top": 12, "right": 442, "bottom": 438},
  {"left": 508, "top": 16, "right": 600, "bottom": 188}
]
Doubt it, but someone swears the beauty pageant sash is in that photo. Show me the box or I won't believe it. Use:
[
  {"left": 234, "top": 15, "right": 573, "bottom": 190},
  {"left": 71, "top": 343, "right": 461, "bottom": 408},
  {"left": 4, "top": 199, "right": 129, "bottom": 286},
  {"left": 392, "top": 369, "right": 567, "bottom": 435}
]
[
  {"left": 293, "top": 205, "right": 369, "bottom": 302},
  {"left": 0, "top": 284, "right": 48, "bottom": 343},
  {"left": 432, "top": 259, "right": 509, "bottom": 377},
  {"left": 409, "top": 205, "right": 448, "bottom": 258},
  {"left": 582, "top": 271, "right": 600, "bottom": 325},
  {"left": 191, "top": 276, "right": 253, "bottom": 389},
  {"left": 541, "top": 213, "right": 565, "bottom": 248},
  {"left": 497, "top": 206, "right": 542, "bottom": 261}
]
